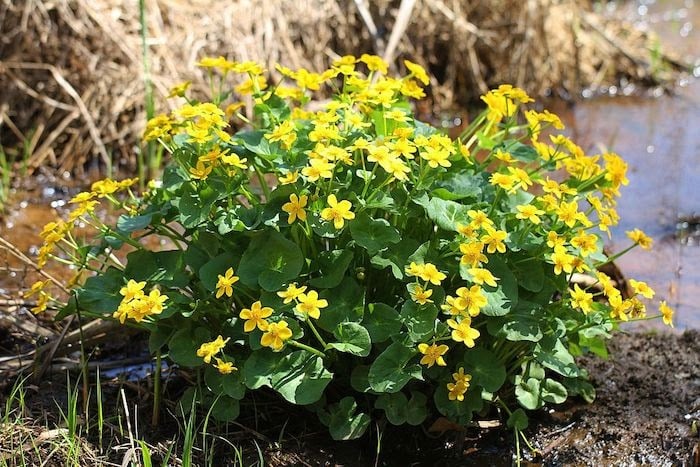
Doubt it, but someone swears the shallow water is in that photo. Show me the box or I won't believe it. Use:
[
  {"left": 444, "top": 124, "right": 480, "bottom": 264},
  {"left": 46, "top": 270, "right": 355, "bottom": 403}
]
[{"left": 562, "top": 0, "right": 700, "bottom": 329}]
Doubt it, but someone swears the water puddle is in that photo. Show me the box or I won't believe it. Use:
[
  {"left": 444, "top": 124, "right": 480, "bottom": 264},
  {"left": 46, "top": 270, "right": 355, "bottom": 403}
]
[{"left": 556, "top": 0, "right": 700, "bottom": 329}]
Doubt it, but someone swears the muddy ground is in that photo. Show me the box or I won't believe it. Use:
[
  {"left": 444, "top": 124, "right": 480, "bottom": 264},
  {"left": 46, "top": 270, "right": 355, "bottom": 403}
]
[{"left": 1, "top": 328, "right": 697, "bottom": 466}]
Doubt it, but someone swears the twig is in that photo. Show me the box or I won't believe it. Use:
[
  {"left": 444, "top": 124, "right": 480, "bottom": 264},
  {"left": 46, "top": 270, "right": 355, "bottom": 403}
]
[{"left": 382, "top": 0, "right": 417, "bottom": 67}]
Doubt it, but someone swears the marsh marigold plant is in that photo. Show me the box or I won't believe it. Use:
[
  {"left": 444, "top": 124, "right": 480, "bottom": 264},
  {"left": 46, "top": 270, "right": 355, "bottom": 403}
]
[{"left": 34, "top": 55, "right": 673, "bottom": 439}]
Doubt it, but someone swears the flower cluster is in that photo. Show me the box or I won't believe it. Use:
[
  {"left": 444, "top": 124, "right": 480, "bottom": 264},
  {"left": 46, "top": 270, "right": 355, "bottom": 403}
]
[
  {"left": 39, "top": 55, "right": 674, "bottom": 439},
  {"left": 112, "top": 280, "right": 168, "bottom": 324}
]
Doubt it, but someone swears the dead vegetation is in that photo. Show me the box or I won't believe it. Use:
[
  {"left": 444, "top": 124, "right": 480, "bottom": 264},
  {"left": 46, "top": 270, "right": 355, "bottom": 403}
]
[{"left": 0, "top": 0, "right": 687, "bottom": 175}]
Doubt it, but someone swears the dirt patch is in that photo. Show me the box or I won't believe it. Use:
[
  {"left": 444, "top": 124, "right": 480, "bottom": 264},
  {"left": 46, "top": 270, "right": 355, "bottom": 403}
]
[
  {"left": 0, "top": 329, "right": 697, "bottom": 466},
  {"left": 527, "top": 330, "right": 700, "bottom": 466}
]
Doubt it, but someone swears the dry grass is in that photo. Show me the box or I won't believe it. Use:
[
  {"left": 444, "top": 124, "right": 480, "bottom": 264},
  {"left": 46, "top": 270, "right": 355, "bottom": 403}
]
[{"left": 0, "top": 0, "right": 686, "bottom": 177}]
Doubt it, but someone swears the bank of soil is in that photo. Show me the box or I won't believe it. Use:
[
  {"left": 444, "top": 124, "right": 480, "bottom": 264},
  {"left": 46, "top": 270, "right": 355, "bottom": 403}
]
[{"left": 239, "top": 330, "right": 700, "bottom": 466}]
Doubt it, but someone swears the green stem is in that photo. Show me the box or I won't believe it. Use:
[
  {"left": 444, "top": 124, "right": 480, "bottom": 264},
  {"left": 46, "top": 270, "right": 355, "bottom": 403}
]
[
  {"left": 288, "top": 340, "right": 325, "bottom": 358},
  {"left": 594, "top": 243, "right": 637, "bottom": 269},
  {"left": 306, "top": 317, "right": 328, "bottom": 349},
  {"left": 152, "top": 351, "right": 161, "bottom": 427}
]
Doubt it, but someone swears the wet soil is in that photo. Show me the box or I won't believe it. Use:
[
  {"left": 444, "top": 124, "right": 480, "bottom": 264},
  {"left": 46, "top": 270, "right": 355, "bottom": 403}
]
[{"left": 1, "top": 330, "right": 697, "bottom": 466}]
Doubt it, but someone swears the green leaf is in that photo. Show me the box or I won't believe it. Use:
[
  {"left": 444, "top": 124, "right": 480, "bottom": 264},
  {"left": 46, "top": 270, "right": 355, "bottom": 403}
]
[
  {"left": 507, "top": 141, "right": 539, "bottom": 163},
  {"left": 210, "top": 396, "right": 240, "bottom": 422},
  {"left": 375, "top": 392, "right": 408, "bottom": 425},
  {"left": 168, "top": 327, "right": 211, "bottom": 367},
  {"left": 368, "top": 342, "right": 422, "bottom": 393},
  {"left": 432, "top": 170, "right": 482, "bottom": 201},
  {"left": 507, "top": 408, "right": 529, "bottom": 430},
  {"left": 327, "top": 397, "right": 371, "bottom": 440},
  {"left": 563, "top": 377, "right": 596, "bottom": 403},
  {"left": 349, "top": 213, "right": 401, "bottom": 254},
  {"left": 415, "top": 195, "right": 468, "bottom": 231},
  {"left": 204, "top": 366, "right": 246, "bottom": 400},
  {"left": 237, "top": 130, "right": 275, "bottom": 158},
  {"left": 316, "top": 277, "right": 363, "bottom": 332},
  {"left": 116, "top": 213, "right": 153, "bottom": 233},
  {"left": 406, "top": 391, "right": 428, "bottom": 426},
  {"left": 176, "top": 184, "right": 218, "bottom": 228},
  {"left": 238, "top": 230, "right": 304, "bottom": 291},
  {"left": 499, "top": 307, "right": 543, "bottom": 342},
  {"left": 511, "top": 257, "right": 545, "bottom": 293},
  {"left": 309, "top": 249, "right": 354, "bottom": 289},
  {"left": 124, "top": 250, "right": 187, "bottom": 286},
  {"left": 369, "top": 237, "right": 420, "bottom": 279},
  {"left": 541, "top": 378, "right": 568, "bottom": 404},
  {"left": 362, "top": 303, "right": 402, "bottom": 343},
  {"left": 515, "top": 376, "right": 541, "bottom": 410},
  {"left": 535, "top": 336, "right": 579, "bottom": 377},
  {"left": 462, "top": 348, "right": 506, "bottom": 393},
  {"left": 328, "top": 322, "right": 371, "bottom": 357},
  {"left": 433, "top": 381, "right": 482, "bottom": 425},
  {"left": 243, "top": 350, "right": 332, "bottom": 405},
  {"left": 400, "top": 301, "right": 438, "bottom": 342},
  {"left": 74, "top": 267, "right": 122, "bottom": 314},
  {"left": 199, "top": 252, "right": 239, "bottom": 292},
  {"left": 350, "top": 365, "right": 374, "bottom": 393}
]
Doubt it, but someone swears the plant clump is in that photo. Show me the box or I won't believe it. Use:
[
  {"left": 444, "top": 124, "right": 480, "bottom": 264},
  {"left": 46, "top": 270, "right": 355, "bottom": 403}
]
[{"left": 31, "top": 54, "right": 674, "bottom": 444}]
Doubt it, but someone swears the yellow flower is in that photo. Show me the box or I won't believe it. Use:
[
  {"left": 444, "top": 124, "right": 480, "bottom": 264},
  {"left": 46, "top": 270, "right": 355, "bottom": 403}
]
[
  {"left": 31, "top": 292, "right": 50, "bottom": 315},
  {"left": 196, "top": 335, "right": 229, "bottom": 364},
  {"left": 659, "top": 301, "right": 674, "bottom": 327},
  {"left": 417, "top": 343, "right": 449, "bottom": 368},
  {"left": 282, "top": 194, "right": 308, "bottom": 224},
  {"left": 630, "top": 279, "right": 655, "bottom": 299},
  {"left": 481, "top": 227, "right": 508, "bottom": 254},
  {"left": 570, "top": 284, "right": 593, "bottom": 314},
  {"left": 490, "top": 172, "right": 517, "bottom": 192},
  {"left": 216, "top": 267, "right": 240, "bottom": 298},
  {"left": 459, "top": 242, "right": 488, "bottom": 268},
  {"left": 359, "top": 54, "right": 388, "bottom": 74},
  {"left": 240, "top": 301, "right": 273, "bottom": 332},
  {"left": 447, "top": 319, "right": 480, "bottom": 347},
  {"left": 277, "top": 283, "right": 308, "bottom": 304},
  {"left": 221, "top": 153, "right": 248, "bottom": 170},
  {"left": 214, "top": 357, "right": 237, "bottom": 375},
  {"left": 626, "top": 229, "right": 653, "bottom": 250},
  {"left": 91, "top": 179, "right": 120, "bottom": 197},
  {"left": 417, "top": 263, "right": 447, "bottom": 285},
  {"left": 295, "top": 290, "right": 328, "bottom": 320},
  {"left": 404, "top": 59, "right": 429, "bottom": 85},
  {"left": 455, "top": 285, "right": 487, "bottom": 317},
  {"left": 515, "top": 204, "right": 545, "bottom": 225},
  {"left": 550, "top": 246, "right": 575, "bottom": 275},
  {"left": 278, "top": 171, "right": 299, "bottom": 185},
  {"left": 447, "top": 367, "right": 472, "bottom": 401},
  {"left": 189, "top": 160, "right": 213, "bottom": 180},
  {"left": 320, "top": 194, "right": 355, "bottom": 229},
  {"left": 409, "top": 284, "right": 433, "bottom": 305},
  {"left": 467, "top": 268, "right": 498, "bottom": 287},
  {"left": 265, "top": 120, "right": 297, "bottom": 149},
  {"left": 120, "top": 280, "right": 146, "bottom": 301},
  {"left": 546, "top": 231, "right": 565, "bottom": 249},
  {"left": 571, "top": 232, "right": 599, "bottom": 257},
  {"left": 167, "top": 81, "right": 191, "bottom": 98},
  {"left": 608, "top": 294, "right": 632, "bottom": 321},
  {"left": 260, "top": 320, "right": 293, "bottom": 351},
  {"left": 24, "top": 280, "right": 49, "bottom": 299},
  {"left": 145, "top": 289, "right": 168, "bottom": 316}
]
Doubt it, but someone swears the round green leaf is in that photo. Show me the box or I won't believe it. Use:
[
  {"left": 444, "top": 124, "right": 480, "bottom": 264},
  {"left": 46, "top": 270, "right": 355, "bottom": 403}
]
[
  {"left": 328, "top": 322, "right": 371, "bottom": 357},
  {"left": 349, "top": 212, "right": 401, "bottom": 254},
  {"left": 368, "top": 343, "right": 422, "bottom": 393},
  {"left": 238, "top": 230, "right": 304, "bottom": 291},
  {"left": 362, "top": 303, "right": 402, "bottom": 343},
  {"left": 463, "top": 348, "right": 506, "bottom": 393},
  {"left": 375, "top": 392, "right": 408, "bottom": 425}
]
